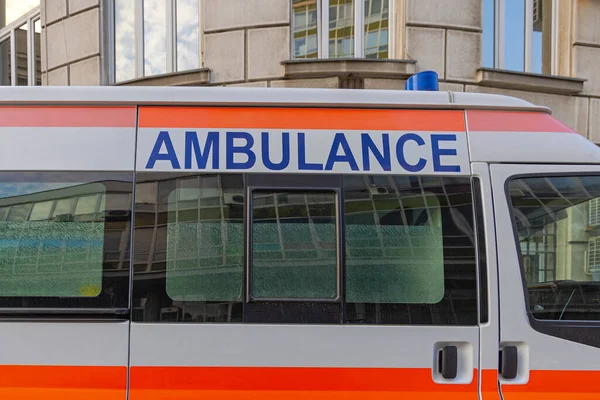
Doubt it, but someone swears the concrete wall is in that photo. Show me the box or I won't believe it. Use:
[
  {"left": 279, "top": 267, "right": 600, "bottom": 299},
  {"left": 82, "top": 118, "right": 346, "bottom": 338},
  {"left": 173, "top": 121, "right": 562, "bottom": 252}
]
[{"left": 41, "top": 0, "right": 101, "bottom": 85}]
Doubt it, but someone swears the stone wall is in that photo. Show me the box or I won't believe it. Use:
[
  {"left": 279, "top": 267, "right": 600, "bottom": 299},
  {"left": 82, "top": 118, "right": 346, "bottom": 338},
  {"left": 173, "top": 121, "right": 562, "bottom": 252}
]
[{"left": 41, "top": 0, "right": 101, "bottom": 85}]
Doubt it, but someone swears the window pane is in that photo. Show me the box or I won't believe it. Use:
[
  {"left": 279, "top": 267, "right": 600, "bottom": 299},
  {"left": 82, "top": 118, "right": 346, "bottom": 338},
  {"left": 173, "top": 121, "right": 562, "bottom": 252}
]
[
  {"left": 144, "top": 0, "right": 167, "bottom": 76},
  {"left": 364, "top": 0, "right": 388, "bottom": 59},
  {"left": 510, "top": 175, "right": 600, "bottom": 321},
  {"left": 33, "top": 19, "right": 41, "bottom": 85},
  {"left": 344, "top": 175, "right": 478, "bottom": 325},
  {"left": 0, "top": 39, "right": 11, "bottom": 86},
  {"left": 252, "top": 190, "right": 337, "bottom": 299},
  {"left": 114, "top": 0, "right": 135, "bottom": 81},
  {"left": 292, "top": 0, "right": 318, "bottom": 59},
  {"left": 15, "top": 23, "right": 27, "bottom": 85},
  {"left": 176, "top": 0, "right": 199, "bottom": 71},
  {"left": 0, "top": 182, "right": 105, "bottom": 297},
  {"left": 4, "top": 0, "right": 39, "bottom": 26},
  {"left": 532, "top": 0, "right": 552, "bottom": 74},
  {"left": 504, "top": 0, "right": 525, "bottom": 71},
  {"left": 165, "top": 175, "right": 244, "bottom": 302},
  {"left": 329, "top": 0, "right": 355, "bottom": 58},
  {"left": 482, "top": 0, "right": 495, "bottom": 68}
]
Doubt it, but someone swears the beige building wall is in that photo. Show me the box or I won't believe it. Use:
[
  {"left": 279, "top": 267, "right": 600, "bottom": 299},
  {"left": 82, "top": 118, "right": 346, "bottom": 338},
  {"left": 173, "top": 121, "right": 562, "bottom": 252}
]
[
  {"left": 36, "top": 0, "right": 600, "bottom": 142},
  {"left": 41, "top": 0, "right": 101, "bottom": 85}
]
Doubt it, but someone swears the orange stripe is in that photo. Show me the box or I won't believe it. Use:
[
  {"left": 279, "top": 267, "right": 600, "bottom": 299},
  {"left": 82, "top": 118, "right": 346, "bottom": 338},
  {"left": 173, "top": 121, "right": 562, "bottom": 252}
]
[
  {"left": 0, "top": 388, "right": 125, "bottom": 400},
  {"left": 502, "top": 370, "right": 600, "bottom": 393},
  {"left": 130, "top": 366, "right": 477, "bottom": 392},
  {"left": 466, "top": 110, "right": 574, "bottom": 132},
  {"left": 138, "top": 107, "right": 466, "bottom": 131},
  {"left": 129, "top": 389, "right": 477, "bottom": 400},
  {"left": 0, "top": 106, "right": 136, "bottom": 127},
  {"left": 480, "top": 369, "right": 501, "bottom": 400},
  {"left": 0, "top": 365, "right": 126, "bottom": 390}
]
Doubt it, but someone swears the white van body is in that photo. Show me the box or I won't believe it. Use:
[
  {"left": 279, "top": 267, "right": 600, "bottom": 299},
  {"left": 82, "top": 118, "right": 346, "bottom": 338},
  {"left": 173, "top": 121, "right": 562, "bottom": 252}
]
[{"left": 0, "top": 86, "right": 598, "bottom": 400}]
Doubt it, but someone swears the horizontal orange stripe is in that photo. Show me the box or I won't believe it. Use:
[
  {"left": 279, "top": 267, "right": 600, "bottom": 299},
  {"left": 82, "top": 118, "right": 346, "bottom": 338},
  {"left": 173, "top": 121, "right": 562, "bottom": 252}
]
[
  {"left": 0, "top": 388, "right": 125, "bottom": 400},
  {"left": 129, "top": 389, "right": 478, "bottom": 400},
  {"left": 0, "top": 106, "right": 136, "bottom": 127},
  {"left": 0, "top": 365, "right": 126, "bottom": 390},
  {"left": 466, "top": 110, "right": 574, "bottom": 132},
  {"left": 130, "top": 366, "right": 477, "bottom": 392},
  {"left": 138, "top": 107, "right": 466, "bottom": 131},
  {"left": 481, "top": 369, "right": 501, "bottom": 400},
  {"left": 502, "top": 370, "right": 600, "bottom": 393}
]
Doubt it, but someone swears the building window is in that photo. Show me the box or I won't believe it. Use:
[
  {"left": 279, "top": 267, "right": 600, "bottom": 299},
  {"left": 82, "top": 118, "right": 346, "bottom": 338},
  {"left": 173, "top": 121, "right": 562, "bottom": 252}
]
[
  {"left": 292, "top": 0, "right": 390, "bottom": 59},
  {"left": 0, "top": 3, "right": 41, "bottom": 86},
  {"left": 483, "top": 0, "right": 557, "bottom": 74},
  {"left": 113, "top": 0, "right": 200, "bottom": 83}
]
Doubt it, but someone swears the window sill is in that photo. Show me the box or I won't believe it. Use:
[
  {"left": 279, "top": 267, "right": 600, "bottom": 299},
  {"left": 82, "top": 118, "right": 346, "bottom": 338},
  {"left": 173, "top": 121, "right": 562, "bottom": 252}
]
[
  {"left": 477, "top": 68, "right": 586, "bottom": 95},
  {"left": 113, "top": 68, "right": 211, "bottom": 86},
  {"left": 282, "top": 59, "right": 416, "bottom": 80}
]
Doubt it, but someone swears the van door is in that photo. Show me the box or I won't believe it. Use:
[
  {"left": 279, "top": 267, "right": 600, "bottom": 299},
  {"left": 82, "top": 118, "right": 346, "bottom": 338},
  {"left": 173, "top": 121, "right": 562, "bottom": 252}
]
[
  {"left": 491, "top": 164, "right": 600, "bottom": 399},
  {"left": 128, "top": 105, "right": 482, "bottom": 399}
]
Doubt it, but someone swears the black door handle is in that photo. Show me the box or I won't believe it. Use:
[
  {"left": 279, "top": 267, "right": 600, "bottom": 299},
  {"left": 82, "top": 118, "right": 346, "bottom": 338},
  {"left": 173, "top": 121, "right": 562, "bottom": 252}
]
[
  {"left": 500, "top": 345, "right": 518, "bottom": 379},
  {"left": 438, "top": 345, "right": 458, "bottom": 379}
]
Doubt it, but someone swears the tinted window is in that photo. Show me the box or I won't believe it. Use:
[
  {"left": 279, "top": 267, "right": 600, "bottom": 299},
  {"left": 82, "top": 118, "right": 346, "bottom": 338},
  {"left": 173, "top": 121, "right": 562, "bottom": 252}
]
[
  {"left": 509, "top": 175, "right": 600, "bottom": 321},
  {"left": 0, "top": 172, "right": 132, "bottom": 310},
  {"left": 344, "top": 175, "right": 478, "bottom": 325},
  {"left": 251, "top": 190, "right": 338, "bottom": 300}
]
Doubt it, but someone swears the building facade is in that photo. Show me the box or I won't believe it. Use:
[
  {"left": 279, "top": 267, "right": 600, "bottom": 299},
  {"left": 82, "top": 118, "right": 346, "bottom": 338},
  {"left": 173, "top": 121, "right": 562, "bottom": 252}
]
[{"left": 0, "top": 0, "right": 599, "bottom": 141}]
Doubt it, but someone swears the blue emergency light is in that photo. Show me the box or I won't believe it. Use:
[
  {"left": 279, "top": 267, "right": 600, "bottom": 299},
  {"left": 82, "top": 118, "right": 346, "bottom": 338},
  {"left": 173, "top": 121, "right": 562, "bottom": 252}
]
[{"left": 405, "top": 70, "right": 439, "bottom": 91}]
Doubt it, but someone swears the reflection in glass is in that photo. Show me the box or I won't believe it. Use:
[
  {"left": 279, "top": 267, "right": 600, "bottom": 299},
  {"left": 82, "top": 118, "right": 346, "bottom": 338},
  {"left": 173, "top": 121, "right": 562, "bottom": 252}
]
[
  {"left": 176, "top": 0, "right": 199, "bottom": 71},
  {"left": 329, "top": 0, "right": 355, "bottom": 58},
  {"left": 15, "top": 23, "right": 28, "bottom": 85},
  {"left": 144, "top": 0, "right": 167, "bottom": 76},
  {"left": 504, "top": 0, "right": 525, "bottom": 71},
  {"left": 0, "top": 182, "right": 105, "bottom": 297},
  {"left": 364, "top": 0, "right": 388, "bottom": 59},
  {"left": 114, "top": 0, "right": 135, "bottom": 81},
  {"left": 482, "top": 0, "right": 495, "bottom": 68},
  {"left": 531, "top": 0, "right": 552, "bottom": 74},
  {"left": 0, "top": 39, "right": 10, "bottom": 85},
  {"left": 510, "top": 176, "right": 600, "bottom": 321},
  {"left": 251, "top": 190, "right": 337, "bottom": 300},
  {"left": 292, "top": 0, "right": 318, "bottom": 59}
]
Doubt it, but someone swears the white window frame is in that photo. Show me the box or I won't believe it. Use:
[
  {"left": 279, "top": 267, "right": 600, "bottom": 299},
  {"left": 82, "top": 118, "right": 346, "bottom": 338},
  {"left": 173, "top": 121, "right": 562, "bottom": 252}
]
[
  {"left": 291, "top": 0, "right": 395, "bottom": 59},
  {"left": 0, "top": 6, "right": 40, "bottom": 86},
  {"left": 490, "top": 0, "right": 559, "bottom": 74},
  {"left": 109, "top": 0, "right": 202, "bottom": 83}
]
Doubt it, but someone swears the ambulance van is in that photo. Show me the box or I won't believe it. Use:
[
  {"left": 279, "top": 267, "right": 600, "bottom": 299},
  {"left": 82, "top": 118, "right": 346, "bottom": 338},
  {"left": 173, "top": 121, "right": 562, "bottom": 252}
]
[{"left": 0, "top": 71, "right": 599, "bottom": 399}]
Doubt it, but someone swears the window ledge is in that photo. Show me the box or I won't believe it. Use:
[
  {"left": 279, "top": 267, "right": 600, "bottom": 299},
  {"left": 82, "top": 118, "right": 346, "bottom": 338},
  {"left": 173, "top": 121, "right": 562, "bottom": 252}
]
[
  {"left": 114, "top": 68, "right": 211, "bottom": 86},
  {"left": 477, "top": 68, "right": 586, "bottom": 95},
  {"left": 282, "top": 59, "right": 417, "bottom": 80}
]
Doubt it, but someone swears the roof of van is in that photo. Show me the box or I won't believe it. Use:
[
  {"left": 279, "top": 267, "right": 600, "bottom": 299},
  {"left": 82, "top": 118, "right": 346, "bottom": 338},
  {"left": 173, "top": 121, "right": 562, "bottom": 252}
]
[{"left": 0, "top": 86, "right": 549, "bottom": 112}]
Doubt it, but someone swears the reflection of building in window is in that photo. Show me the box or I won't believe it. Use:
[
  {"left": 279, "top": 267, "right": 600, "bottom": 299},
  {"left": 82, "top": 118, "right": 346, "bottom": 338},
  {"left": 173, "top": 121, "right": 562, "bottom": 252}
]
[
  {"left": 113, "top": 0, "right": 200, "bottom": 82},
  {"left": 482, "top": 0, "right": 555, "bottom": 74},
  {"left": 0, "top": 6, "right": 41, "bottom": 86},
  {"left": 292, "top": 0, "right": 390, "bottom": 59}
]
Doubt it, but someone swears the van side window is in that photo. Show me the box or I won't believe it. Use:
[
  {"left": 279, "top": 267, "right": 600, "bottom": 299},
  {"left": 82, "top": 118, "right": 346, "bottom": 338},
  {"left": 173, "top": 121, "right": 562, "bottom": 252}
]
[
  {"left": 132, "top": 173, "right": 478, "bottom": 325},
  {"left": 0, "top": 172, "right": 132, "bottom": 310},
  {"left": 509, "top": 175, "right": 600, "bottom": 321}
]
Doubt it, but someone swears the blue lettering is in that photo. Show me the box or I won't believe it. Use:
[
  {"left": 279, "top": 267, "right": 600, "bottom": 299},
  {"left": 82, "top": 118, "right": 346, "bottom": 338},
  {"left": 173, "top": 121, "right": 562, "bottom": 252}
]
[
  {"left": 261, "top": 132, "right": 290, "bottom": 171},
  {"left": 146, "top": 131, "right": 180, "bottom": 169},
  {"left": 396, "top": 133, "right": 426, "bottom": 172},
  {"left": 361, "top": 134, "right": 391, "bottom": 171},
  {"left": 185, "top": 131, "right": 219, "bottom": 169},
  {"left": 298, "top": 132, "right": 323, "bottom": 171},
  {"left": 226, "top": 132, "right": 256, "bottom": 169},
  {"left": 325, "top": 133, "right": 359, "bottom": 171},
  {"left": 431, "top": 134, "right": 460, "bottom": 172}
]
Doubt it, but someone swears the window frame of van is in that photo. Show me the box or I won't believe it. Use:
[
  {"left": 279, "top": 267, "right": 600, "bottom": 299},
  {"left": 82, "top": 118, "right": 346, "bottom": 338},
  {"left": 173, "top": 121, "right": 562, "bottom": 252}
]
[
  {"left": 504, "top": 171, "right": 600, "bottom": 349},
  {"left": 106, "top": 0, "right": 203, "bottom": 83},
  {"left": 290, "top": 0, "right": 396, "bottom": 60},
  {"left": 482, "top": 0, "right": 560, "bottom": 75}
]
